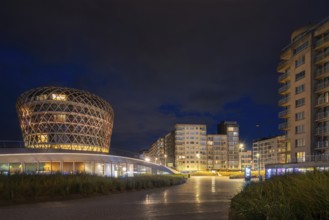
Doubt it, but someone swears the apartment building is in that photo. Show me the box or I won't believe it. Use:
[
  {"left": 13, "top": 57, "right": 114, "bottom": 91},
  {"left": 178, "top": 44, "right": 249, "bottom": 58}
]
[
  {"left": 217, "top": 121, "right": 240, "bottom": 169},
  {"left": 164, "top": 131, "right": 175, "bottom": 167},
  {"left": 145, "top": 121, "right": 241, "bottom": 172},
  {"left": 253, "top": 135, "right": 286, "bottom": 170},
  {"left": 145, "top": 137, "right": 165, "bottom": 164},
  {"left": 240, "top": 150, "right": 252, "bottom": 170},
  {"left": 206, "top": 134, "right": 228, "bottom": 170},
  {"left": 278, "top": 17, "right": 329, "bottom": 163},
  {"left": 175, "top": 124, "right": 207, "bottom": 171}
]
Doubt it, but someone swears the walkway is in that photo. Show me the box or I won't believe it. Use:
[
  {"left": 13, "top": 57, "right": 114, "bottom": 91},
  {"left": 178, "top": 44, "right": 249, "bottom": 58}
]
[{"left": 0, "top": 176, "right": 245, "bottom": 220}]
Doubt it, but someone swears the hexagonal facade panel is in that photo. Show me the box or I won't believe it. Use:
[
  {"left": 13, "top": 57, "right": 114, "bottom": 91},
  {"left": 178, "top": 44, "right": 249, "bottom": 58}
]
[{"left": 16, "top": 87, "right": 114, "bottom": 153}]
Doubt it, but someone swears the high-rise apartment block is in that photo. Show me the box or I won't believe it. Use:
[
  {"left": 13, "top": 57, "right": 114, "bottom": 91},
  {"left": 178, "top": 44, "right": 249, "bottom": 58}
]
[
  {"left": 253, "top": 135, "right": 287, "bottom": 170},
  {"left": 143, "top": 131, "right": 175, "bottom": 167},
  {"left": 278, "top": 17, "right": 329, "bottom": 163},
  {"left": 240, "top": 150, "right": 252, "bottom": 170},
  {"left": 218, "top": 121, "right": 240, "bottom": 169},
  {"left": 175, "top": 124, "right": 207, "bottom": 171},
  {"left": 206, "top": 134, "right": 228, "bottom": 170},
  {"left": 146, "top": 121, "right": 243, "bottom": 172}
]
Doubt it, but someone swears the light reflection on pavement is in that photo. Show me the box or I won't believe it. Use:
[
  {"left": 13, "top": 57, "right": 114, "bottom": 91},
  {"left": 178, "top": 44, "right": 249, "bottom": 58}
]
[{"left": 0, "top": 176, "right": 244, "bottom": 220}]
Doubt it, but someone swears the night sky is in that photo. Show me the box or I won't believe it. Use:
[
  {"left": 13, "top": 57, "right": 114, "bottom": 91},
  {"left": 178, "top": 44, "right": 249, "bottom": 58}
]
[{"left": 1, "top": 0, "right": 329, "bottom": 152}]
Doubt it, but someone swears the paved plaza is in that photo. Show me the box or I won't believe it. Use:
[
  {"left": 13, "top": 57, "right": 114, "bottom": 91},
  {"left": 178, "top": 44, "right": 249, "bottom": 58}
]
[{"left": 0, "top": 176, "right": 245, "bottom": 220}]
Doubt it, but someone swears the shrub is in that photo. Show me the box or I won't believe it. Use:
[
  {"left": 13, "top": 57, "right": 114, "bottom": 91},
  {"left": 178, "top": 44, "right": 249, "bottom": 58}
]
[
  {"left": 230, "top": 171, "right": 329, "bottom": 219},
  {"left": 0, "top": 174, "right": 186, "bottom": 204}
]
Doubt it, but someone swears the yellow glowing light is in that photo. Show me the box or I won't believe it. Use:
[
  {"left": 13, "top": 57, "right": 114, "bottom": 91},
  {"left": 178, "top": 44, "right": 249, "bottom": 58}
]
[
  {"left": 37, "top": 134, "right": 48, "bottom": 143},
  {"left": 51, "top": 93, "right": 67, "bottom": 101}
]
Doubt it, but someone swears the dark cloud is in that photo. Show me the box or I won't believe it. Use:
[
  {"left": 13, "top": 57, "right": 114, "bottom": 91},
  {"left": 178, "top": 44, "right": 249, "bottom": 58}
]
[{"left": 1, "top": 0, "right": 329, "bottom": 150}]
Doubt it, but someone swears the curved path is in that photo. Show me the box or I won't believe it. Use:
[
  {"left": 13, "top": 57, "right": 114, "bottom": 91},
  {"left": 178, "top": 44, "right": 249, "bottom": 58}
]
[{"left": 0, "top": 176, "right": 244, "bottom": 220}]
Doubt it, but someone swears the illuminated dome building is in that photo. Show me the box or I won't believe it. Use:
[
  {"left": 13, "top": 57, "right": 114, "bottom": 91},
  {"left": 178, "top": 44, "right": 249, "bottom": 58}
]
[
  {"left": 16, "top": 87, "right": 114, "bottom": 153},
  {"left": 0, "top": 86, "right": 174, "bottom": 177}
]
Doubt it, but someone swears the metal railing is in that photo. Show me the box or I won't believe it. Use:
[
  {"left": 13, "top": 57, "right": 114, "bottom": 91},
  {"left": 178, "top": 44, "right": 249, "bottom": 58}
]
[
  {"left": 287, "top": 154, "right": 329, "bottom": 163},
  {"left": 315, "top": 141, "right": 329, "bottom": 149},
  {"left": 316, "top": 81, "right": 329, "bottom": 91},
  {"left": 315, "top": 50, "right": 329, "bottom": 62},
  {"left": 278, "top": 109, "right": 290, "bottom": 118},
  {"left": 278, "top": 72, "right": 290, "bottom": 82},
  {"left": 316, "top": 126, "right": 329, "bottom": 135},
  {"left": 315, "top": 35, "right": 329, "bottom": 47},
  {"left": 278, "top": 122, "right": 289, "bottom": 130},
  {"left": 316, "top": 98, "right": 329, "bottom": 106},
  {"left": 316, "top": 66, "right": 329, "bottom": 78},
  {"left": 316, "top": 111, "right": 329, "bottom": 120},
  {"left": 278, "top": 83, "right": 290, "bottom": 93},
  {"left": 278, "top": 96, "right": 290, "bottom": 105}
]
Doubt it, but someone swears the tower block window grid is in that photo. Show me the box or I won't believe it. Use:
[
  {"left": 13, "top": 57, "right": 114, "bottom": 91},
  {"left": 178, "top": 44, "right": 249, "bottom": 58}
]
[{"left": 16, "top": 87, "right": 114, "bottom": 153}]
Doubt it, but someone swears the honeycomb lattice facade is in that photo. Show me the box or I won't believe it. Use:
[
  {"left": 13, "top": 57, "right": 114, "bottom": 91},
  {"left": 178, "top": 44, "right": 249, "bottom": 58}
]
[{"left": 16, "top": 87, "right": 114, "bottom": 153}]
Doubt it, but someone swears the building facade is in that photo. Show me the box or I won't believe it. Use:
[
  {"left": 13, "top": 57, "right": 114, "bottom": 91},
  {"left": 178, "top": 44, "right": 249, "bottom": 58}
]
[
  {"left": 16, "top": 87, "right": 114, "bottom": 153},
  {"left": 146, "top": 138, "right": 165, "bottom": 164},
  {"left": 218, "top": 121, "right": 240, "bottom": 169},
  {"left": 0, "top": 86, "right": 175, "bottom": 177},
  {"left": 240, "top": 150, "right": 252, "bottom": 170},
  {"left": 175, "top": 124, "right": 207, "bottom": 172},
  {"left": 146, "top": 121, "right": 241, "bottom": 172},
  {"left": 253, "top": 135, "right": 287, "bottom": 170},
  {"left": 278, "top": 17, "right": 329, "bottom": 163},
  {"left": 206, "top": 134, "right": 228, "bottom": 170}
]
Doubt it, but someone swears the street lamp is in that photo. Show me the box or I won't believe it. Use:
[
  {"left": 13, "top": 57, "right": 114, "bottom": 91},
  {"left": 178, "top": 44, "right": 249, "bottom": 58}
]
[
  {"left": 145, "top": 157, "right": 150, "bottom": 162},
  {"left": 155, "top": 157, "right": 158, "bottom": 164},
  {"left": 256, "top": 153, "right": 261, "bottom": 181},
  {"left": 196, "top": 153, "right": 200, "bottom": 171},
  {"left": 164, "top": 154, "right": 167, "bottom": 167},
  {"left": 239, "top": 143, "right": 244, "bottom": 170}
]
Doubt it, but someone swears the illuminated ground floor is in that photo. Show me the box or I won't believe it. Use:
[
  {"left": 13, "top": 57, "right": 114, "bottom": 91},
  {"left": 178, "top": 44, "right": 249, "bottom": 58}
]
[
  {"left": 0, "top": 149, "right": 176, "bottom": 177},
  {"left": 265, "top": 160, "right": 329, "bottom": 179}
]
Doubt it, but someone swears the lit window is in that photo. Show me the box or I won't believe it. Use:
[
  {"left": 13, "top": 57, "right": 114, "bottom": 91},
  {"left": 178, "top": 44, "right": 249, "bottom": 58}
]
[
  {"left": 227, "top": 127, "right": 234, "bottom": 132},
  {"left": 37, "top": 134, "right": 48, "bottom": 143},
  {"left": 20, "top": 107, "right": 31, "bottom": 117},
  {"left": 36, "top": 94, "right": 48, "bottom": 101},
  {"left": 51, "top": 93, "right": 67, "bottom": 101},
  {"left": 296, "top": 152, "right": 305, "bottom": 162},
  {"left": 54, "top": 114, "right": 66, "bottom": 122}
]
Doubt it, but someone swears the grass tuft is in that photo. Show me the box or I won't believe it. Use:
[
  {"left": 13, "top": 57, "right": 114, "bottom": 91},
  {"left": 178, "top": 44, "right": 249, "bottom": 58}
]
[
  {"left": 0, "top": 174, "right": 186, "bottom": 204},
  {"left": 230, "top": 171, "right": 329, "bottom": 220}
]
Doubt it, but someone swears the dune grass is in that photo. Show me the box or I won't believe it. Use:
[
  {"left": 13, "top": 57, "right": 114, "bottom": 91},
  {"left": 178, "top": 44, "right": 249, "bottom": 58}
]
[
  {"left": 230, "top": 171, "right": 329, "bottom": 220},
  {"left": 0, "top": 174, "right": 186, "bottom": 204}
]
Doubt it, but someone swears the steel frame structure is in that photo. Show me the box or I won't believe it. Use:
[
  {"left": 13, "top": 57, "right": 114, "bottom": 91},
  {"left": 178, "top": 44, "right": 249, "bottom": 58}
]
[{"left": 16, "top": 86, "right": 114, "bottom": 153}]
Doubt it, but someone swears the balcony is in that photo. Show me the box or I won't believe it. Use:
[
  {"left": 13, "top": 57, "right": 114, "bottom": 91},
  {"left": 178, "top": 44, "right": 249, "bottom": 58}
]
[
  {"left": 316, "top": 98, "right": 329, "bottom": 107},
  {"left": 316, "top": 111, "right": 329, "bottom": 121},
  {"left": 278, "top": 72, "right": 290, "bottom": 83},
  {"left": 278, "top": 109, "right": 290, "bottom": 118},
  {"left": 315, "top": 141, "right": 329, "bottom": 149},
  {"left": 278, "top": 122, "right": 289, "bottom": 130},
  {"left": 315, "top": 81, "right": 329, "bottom": 93},
  {"left": 315, "top": 50, "right": 329, "bottom": 64},
  {"left": 315, "top": 35, "right": 329, "bottom": 50},
  {"left": 277, "top": 60, "right": 290, "bottom": 73},
  {"left": 316, "top": 126, "right": 329, "bottom": 135},
  {"left": 278, "top": 96, "right": 290, "bottom": 106},
  {"left": 278, "top": 83, "right": 290, "bottom": 94},
  {"left": 316, "top": 66, "right": 329, "bottom": 79}
]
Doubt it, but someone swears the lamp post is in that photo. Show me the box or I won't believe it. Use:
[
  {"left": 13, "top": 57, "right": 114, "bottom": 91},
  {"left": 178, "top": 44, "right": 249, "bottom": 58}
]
[
  {"left": 239, "top": 143, "right": 244, "bottom": 170},
  {"left": 164, "top": 154, "right": 167, "bottom": 167},
  {"left": 155, "top": 157, "right": 158, "bottom": 164},
  {"left": 196, "top": 153, "right": 200, "bottom": 171}
]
